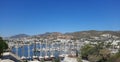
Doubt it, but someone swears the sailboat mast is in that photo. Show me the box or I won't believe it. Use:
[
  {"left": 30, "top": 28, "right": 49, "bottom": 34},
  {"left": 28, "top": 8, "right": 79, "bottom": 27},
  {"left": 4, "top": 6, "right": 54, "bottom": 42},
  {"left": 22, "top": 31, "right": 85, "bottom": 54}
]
[
  {"left": 45, "top": 39, "right": 47, "bottom": 56},
  {"left": 28, "top": 43, "right": 30, "bottom": 58},
  {"left": 16, "top": 42, "right": 18, "bottom": 56}
]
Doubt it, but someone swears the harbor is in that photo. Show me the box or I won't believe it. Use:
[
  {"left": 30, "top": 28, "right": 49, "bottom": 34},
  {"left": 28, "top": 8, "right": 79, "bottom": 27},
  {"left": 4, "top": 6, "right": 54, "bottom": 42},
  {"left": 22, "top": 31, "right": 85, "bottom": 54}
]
[{"left": 8, "top": 39, "right": 83, "bottom": 62}]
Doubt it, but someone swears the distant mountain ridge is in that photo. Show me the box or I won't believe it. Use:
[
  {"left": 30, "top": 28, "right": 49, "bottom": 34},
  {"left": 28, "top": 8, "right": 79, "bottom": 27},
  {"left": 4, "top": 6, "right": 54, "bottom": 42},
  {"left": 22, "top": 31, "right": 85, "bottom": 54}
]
[
  {"left": 9, "top": 30, "right": 120, "bottom": 39},
  {"left": 10, "top": 34, "right": 30, "bottom": 38}
]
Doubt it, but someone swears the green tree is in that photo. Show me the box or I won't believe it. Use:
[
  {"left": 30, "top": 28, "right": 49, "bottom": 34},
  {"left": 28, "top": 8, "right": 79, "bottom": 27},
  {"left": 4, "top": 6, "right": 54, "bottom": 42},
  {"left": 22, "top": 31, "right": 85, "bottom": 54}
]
[
  {"left": 81, "top": 41, "right": 112, "bottom": 62},
  {"left": 52, "top": 58, "right": 60, "bottom": 62},
  {"left": 0, "top": 37, "right": 8, "bottom": 57},
  {"left": 81, "top": 44, "right": 94, "bottom": 59}
]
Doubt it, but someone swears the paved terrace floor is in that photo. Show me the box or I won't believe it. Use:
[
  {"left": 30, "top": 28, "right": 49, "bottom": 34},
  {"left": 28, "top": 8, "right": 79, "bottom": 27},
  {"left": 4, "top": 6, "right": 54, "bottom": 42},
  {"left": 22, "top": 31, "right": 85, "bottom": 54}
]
[{"left": 1, "top": 52, "right": 22, "bottom": 62}]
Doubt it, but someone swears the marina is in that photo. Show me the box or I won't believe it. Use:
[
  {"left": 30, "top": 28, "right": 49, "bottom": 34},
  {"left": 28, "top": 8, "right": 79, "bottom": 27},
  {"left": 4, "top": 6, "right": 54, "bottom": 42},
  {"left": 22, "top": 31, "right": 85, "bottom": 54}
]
[{"left": 9, "top": 39, "right": 82, "bottom": 61}]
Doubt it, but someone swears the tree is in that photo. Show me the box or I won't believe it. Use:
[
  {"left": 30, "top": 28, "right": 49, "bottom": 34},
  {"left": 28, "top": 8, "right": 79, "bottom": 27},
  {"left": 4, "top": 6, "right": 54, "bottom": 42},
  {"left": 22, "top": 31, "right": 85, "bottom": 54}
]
[
  {"left": 52, "top": 58, "right": 60, "bottom": 62},
  {"left": 81, "top": 44, "right": 94, "bottom": 59},
  {"left": 77, "top": 54, "right": 82, "bottom": 62},
  {"left": 81, "top": 41, "right": 112, "bottom": 62},
  {"left": 107, "top": 52, "right": 120, "bottom": 62},
  {"left": 0, "top": 37, "right": 8, "bottom": 57},
  {"left": 99, "top": 49, "right": 111, "bottom": 60}
]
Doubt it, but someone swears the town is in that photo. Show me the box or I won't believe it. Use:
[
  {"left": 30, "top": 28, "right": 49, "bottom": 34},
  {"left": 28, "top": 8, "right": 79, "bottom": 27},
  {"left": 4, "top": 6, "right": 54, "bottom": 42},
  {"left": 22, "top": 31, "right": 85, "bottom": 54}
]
[{"left": 1, "top": 31, "right": 120, "bottom": 62}]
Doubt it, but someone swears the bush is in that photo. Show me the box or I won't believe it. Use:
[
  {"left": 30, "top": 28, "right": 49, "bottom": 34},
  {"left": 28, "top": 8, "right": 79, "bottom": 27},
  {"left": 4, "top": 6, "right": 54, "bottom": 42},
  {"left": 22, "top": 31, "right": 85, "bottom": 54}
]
[
  {"left": 107, "top": 52, "right": 120, "bottom": 62},
  {"left": 81, "top": 41, "right": 112, "bottom": 62}
]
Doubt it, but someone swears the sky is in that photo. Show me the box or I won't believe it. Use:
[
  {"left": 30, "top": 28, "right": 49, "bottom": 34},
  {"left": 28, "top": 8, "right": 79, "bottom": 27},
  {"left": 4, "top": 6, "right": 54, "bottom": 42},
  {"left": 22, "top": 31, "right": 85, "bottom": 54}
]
[{"left": 0, "top": 0, "right": 120, "bottom": 37}]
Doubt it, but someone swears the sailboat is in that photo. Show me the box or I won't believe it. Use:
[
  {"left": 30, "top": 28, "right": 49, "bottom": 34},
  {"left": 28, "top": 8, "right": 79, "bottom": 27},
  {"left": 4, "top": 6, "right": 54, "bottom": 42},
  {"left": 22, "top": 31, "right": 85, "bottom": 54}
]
[
  {"left": 50, "top": 42, "right": 54, "bottom": 58},
  {"left": 27, "top": 43, "right": 31, "bottom": 60},
  {"left": 15, "top": 42, "right": 18, "bottom": 56},
  {"left": 21, "top": 41, "right": 26, "bottom": 60},
  {"left": 33, "top": 40, "right": 38, "bottom": 60},
  {"left": 39, "top": 42, "right": 43, "bottom": 60},
  {"left": 44, "top": 39, "right": 49, "bottom": 60}
]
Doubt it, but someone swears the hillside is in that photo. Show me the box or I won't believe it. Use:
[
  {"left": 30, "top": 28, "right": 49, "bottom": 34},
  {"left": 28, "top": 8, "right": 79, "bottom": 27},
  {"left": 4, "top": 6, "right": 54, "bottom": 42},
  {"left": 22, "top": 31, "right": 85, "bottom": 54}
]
[{"left": 9, "top": 30, "right": 120, "bottom": 39}]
